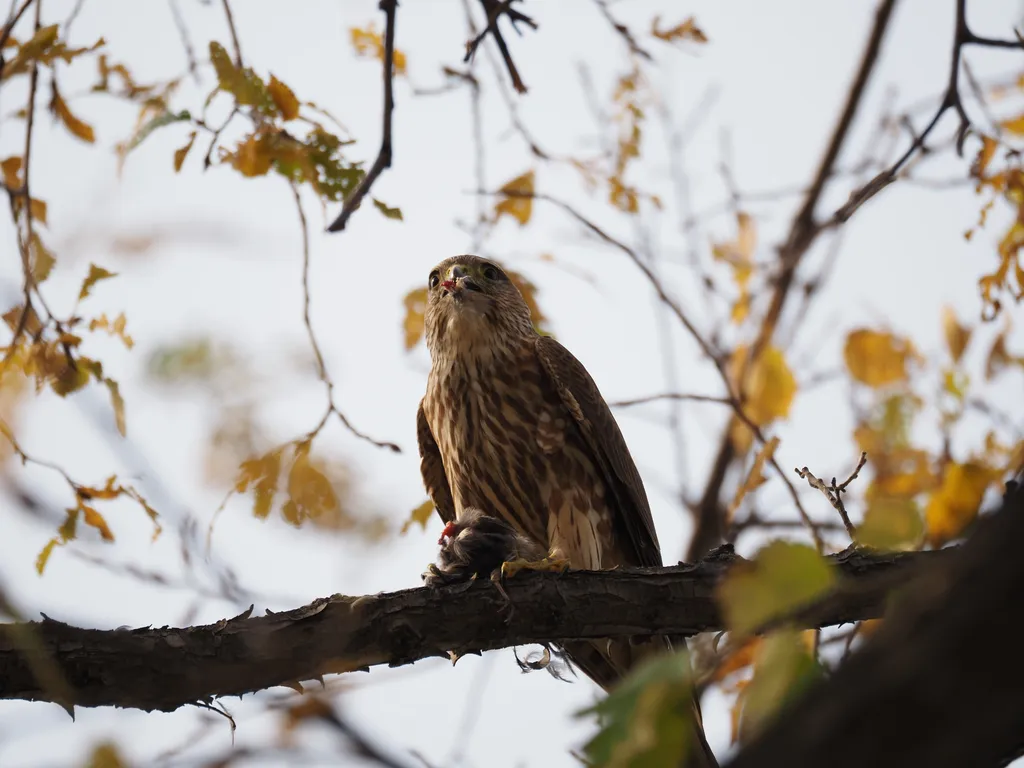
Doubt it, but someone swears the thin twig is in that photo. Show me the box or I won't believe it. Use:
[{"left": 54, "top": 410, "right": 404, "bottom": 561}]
[
  {"left": 795, "top": 452, "right": 868, "bottom": 540},
  {"left": 168, "top": 0, "right": 200, "bottom": 83},
  {"left": 220, "top": 0, "right": 243, "bottom": 67},
  {"left": 0, "top": 0, "right": 33, "bottom": 53},
  {"left": 593, "top": 0, "right": 652, "bottom": 60},
  {"left": 611, "top": 392, "right": 732, "bottom": 408},
  {"left": 464, "top": 0, "right": 536, "bottom": 94},
  {"left": 292, "top": 184, "right": 400, "bottom": 453},
  {"left": 328, "top": 0, "right": 397, "bottom": 232},
  {"left": 62, "top": 0, "right": 85, "bottom": 35},
  {"left": 832, "top": 0, "right": 1024, "bottom": 224}
]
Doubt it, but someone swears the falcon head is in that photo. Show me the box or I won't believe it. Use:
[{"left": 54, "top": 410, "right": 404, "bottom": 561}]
[{"left": 424, "top": 254, "right": 534, "bottom": 357}]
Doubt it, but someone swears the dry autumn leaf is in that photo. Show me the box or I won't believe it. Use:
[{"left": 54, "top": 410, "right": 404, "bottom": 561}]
[
  {"left": 268, "top": 74, "right": 300, "bottom": 120},
  {"left": 843, "top": 328, "right": 915, "bottom": 387},
  {"left": 494, "top": 170, "right": 535, "bottom": 226},
  {"left": 78, "top": 263, "right": 117, "bottom": 301},
  {"left": 730, "top": 345, "right": 797, "bottom": 427},
  {"left": 651, "top": 15, "right": 708, "bottom": 44},
  {"left": 402, "top": 286, "right": 428, "bottom": 350},
  {"left": 925, "top": 461, "right": 997, "bottom": 545},
  {"left": 941, "top": 306, "right": 971, "bottom": 364},
  {"left": 50, "top": 83, "right": 96, "bottom": 143},
  {"left": 729, "top": 436, "right": 778, "bottom": 517},
  {"left": 173, "top": 131, "right": 197, "bottom": 172},
  {"left": 401, "top": 499, "right": 434, "bottom": 534}
]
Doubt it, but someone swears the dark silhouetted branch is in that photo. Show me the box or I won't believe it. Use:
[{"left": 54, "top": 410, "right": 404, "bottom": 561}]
[
  {"left": 0, "top": 546, "right": 953, "bottom": 713},
  {"left": 731, "top": 485, "right": 1024, "bottom": 768},
  {"left": 328, "top": 0, "right": 398, "bottom": 232}
]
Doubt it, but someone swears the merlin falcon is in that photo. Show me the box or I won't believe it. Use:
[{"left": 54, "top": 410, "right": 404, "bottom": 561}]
[{"left": 416, "top": 255, "right": 716, "bottom": 767}]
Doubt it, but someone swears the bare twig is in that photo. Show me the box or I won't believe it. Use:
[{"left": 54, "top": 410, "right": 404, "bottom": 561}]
[
  {"left": 611, "top": 392, "right": 732, "bottom": 408},
  {"left": 0, "top": 0, "right": 33, "bottom": 54},
  {"left": 593, "top": 0, "right": 652, "bottom": 60},
  {"left": 832, "top": 0, "right": 1024, "bottom": 224},
  {"left": 464, "top": 0, "right": 537, "bottom": 94},
  {"left": 168, "top": 0, "right": 200, "bottom": 83},
  {"left": 220, "top": 0, "right": 243, "bottom": 67},
  {"left": 328, "top": 0, "right": 397, "bottom": 232},
  {"left": 62, "top": 0, "right": 85, "bottom": 35},
  {"left": 795, "top": 452, "right": 868, "bottom": 540},
  {"left": 292, "top": 185, "right": 400, "bottom": 452}
]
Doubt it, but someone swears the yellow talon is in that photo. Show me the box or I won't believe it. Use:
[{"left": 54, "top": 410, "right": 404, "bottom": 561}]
[{"left": 500, "top": 556, "right": 571, "bottom": 579}]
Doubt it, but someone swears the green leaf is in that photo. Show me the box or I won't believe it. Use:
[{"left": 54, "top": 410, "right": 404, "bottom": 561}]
[
  {"left": 401, "top": 499, "right": 434, "bottom": 534},
  {"left": 857, "top": 497, "right": 923, "bottom": 551},
  {"left": 738, "top": 630, "right": 822, "bottom": 742},
  {"left": 121, "top": 109, "right": 192, "bottom": 157},
  {"left": 372, "top": 198, "right": 403, "bottom": 221},
  {"left": 79, "top": 263, "right": 117, "bottom": 301},
  {"left": 579, "top": 652, "right": 694, "bottom": 768},
  {"left": 717, "top": 541, "right": 836, "bottom": 636},
  {"left": 209, "top": 41, "right": 275, "bottom": 114}
]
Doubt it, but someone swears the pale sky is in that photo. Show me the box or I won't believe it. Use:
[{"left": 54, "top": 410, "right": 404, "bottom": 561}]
[{"left": 1, "top": 1, "right": 1022, "bottom": 766}]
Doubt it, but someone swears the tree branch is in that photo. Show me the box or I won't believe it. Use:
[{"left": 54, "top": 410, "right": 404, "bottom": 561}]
[
  {"left": 731, "top": 484, "right": 1024, "bottom": 768},
  {"left": 327, "top": 0, "right": 398, "bottom": 232},
  {"left": 0, "top": 546, "right": 952, "bottom": 714}
]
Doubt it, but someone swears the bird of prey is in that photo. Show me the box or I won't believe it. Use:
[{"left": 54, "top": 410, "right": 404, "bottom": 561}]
[{"left": 416, "top": 254, "right": 716, "bottom": 767}]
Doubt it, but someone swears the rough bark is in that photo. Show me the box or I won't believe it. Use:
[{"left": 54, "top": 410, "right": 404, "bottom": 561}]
[
  {"left": 730, "top": 484, "right": 1024, "bottom": 768},
  {"left": 0, "top": 546, "right": 949, "bottom": 713}
]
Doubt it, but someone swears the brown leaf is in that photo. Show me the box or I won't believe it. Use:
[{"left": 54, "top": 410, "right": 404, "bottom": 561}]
[
  {"left": 82, "top": 503, "right": 115, "bottom": 541},
  {"left": 78, "top": 263, "right": 117, "bottom": 301},
  {"left": 173, "top": 131, "right": 197, "bottom": 172},
  {"left": 1, "top": 156, "right": 22, "bottom": 188},
  {"left": 651, "top": 15, "right": 708, "bottom": 44},
  {"left": 941, "top": 306, "right": 971, "bottom": 364},
  {"left": 50, "top": 83, "right": 96, "bottom": 143}
]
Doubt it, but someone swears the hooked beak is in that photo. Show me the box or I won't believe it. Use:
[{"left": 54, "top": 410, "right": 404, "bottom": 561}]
[{"left": 440, "top": 275, "right": 483, "bottom": 296}]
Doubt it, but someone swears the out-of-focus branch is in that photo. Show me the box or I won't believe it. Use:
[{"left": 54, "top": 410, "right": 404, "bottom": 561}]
[
  {"left": 0, "top": 546, "right": 952, "bottom": 713},
  {"left": 832, "top": 0, "right": 1024, "bottom": 224},
  {"left": 328, "top": 0, "right": 398, "bottom": 232},
  {"left": 731, "top": 486, "right": 1024, "bottom": 768},
  {"left": 687, "top": 0, "right": 899, "bottom": 561}
]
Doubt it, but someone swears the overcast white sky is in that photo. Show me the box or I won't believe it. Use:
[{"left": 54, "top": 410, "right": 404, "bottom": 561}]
[{"left": 1, "top": 1, "right": 1022, "bottom": 766}]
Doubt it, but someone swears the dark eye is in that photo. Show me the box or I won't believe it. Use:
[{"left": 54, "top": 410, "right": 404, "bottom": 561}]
[
  {"left": 428, "top": 271, "right": 439, "bottom": 289},
  {"left": 482, "top": 265, "right": 503, "bottom": 281}
]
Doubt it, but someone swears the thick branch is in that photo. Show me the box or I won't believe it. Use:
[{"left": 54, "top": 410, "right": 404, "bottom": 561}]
[
  {"left": 0, "top": 547, "right": 951, "bottom": 713},
  {"left": 731, "top": 484, "right": 1024, "bottom": 768}
]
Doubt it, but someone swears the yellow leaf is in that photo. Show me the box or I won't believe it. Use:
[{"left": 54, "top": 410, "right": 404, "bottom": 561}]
[
  {"left": 984, "top": 330, "right": 1024, "bottom": 379},
  {"left": 729, "top": 436, "right": 779, "bottom": 516},
  {"left": 225, "top": 133, "right": 273, "bottom": 177},
  {"left": 236, "top": 449, "right": 282, "bottom": 519},
  {"left": 104, "top": 377, "right": 126, "bottom": 437},
  {"left": 35, "top": 538, "right": 58, "bottom": 575},
  {"left": 29, "top": 198, "right": 47, "bottom": 225},
  {"left": 372, "top": 198, "right": 403, "bottom": 220},
  {"left": 717, "top": 541, "right": 835, "bottom": 636},
  {"left": 494, "top": 170, "right": 534, "bottom": 226},
  {"left": 941, "top": 306, "right": 971, "bottom": 364},
  {"left": 972, "top": 135, "right": 997, "bottom": 178},
  {"left": 284, "top": 451, "right": 339, "bottom": 526},
  {"left": 85, "top": 741, "right": 127, "bottom": 768},
  {"left": 925, "top": 461, "right": 997, "bottom": 545},
  {"left": 1, "top": 156, "right": 22, "bottom": 187},
  {"left": 401, "top": 499, "right": 434, "bottom": 534},
  {"left": 82, "top": 503, "right": 115, "bottom": 541},
  {"left": 173, "top": 131, "right": 196, "bottom": 172},
  {"left": 350, "top": 25, "right": 407, "bottom": 75},
  {"left": 78, "top": 263, "right": 117, "bottom": 301},
  {"left": 857, "top": 497, "right": 923, "bottom": 551},
  {"left": 29, "top": 232, "right": 55, "bottom": 283},
  {"left": 50, "top": 85, "right": 96, "bottom": 143},
  {"left": 729, "top": 345, "right": 797, "bottom": 427},
  {"left": 711, "top": 637, "right": 762, "bottom": 683},
  {"left": 1000, "top": 114, "right": 1024, "bottom": 135},
  {"left": 268, "top": 75, "right": 300, "bottom": 120},
  {"left": 843, "top": 328, "right": 914, "bottom": 387},
  {"left": 651, "top": 15, "right": 708, "bottom": 44},
  {"left": 402, "top": 286, "right": 427, "bottom": 350}
]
